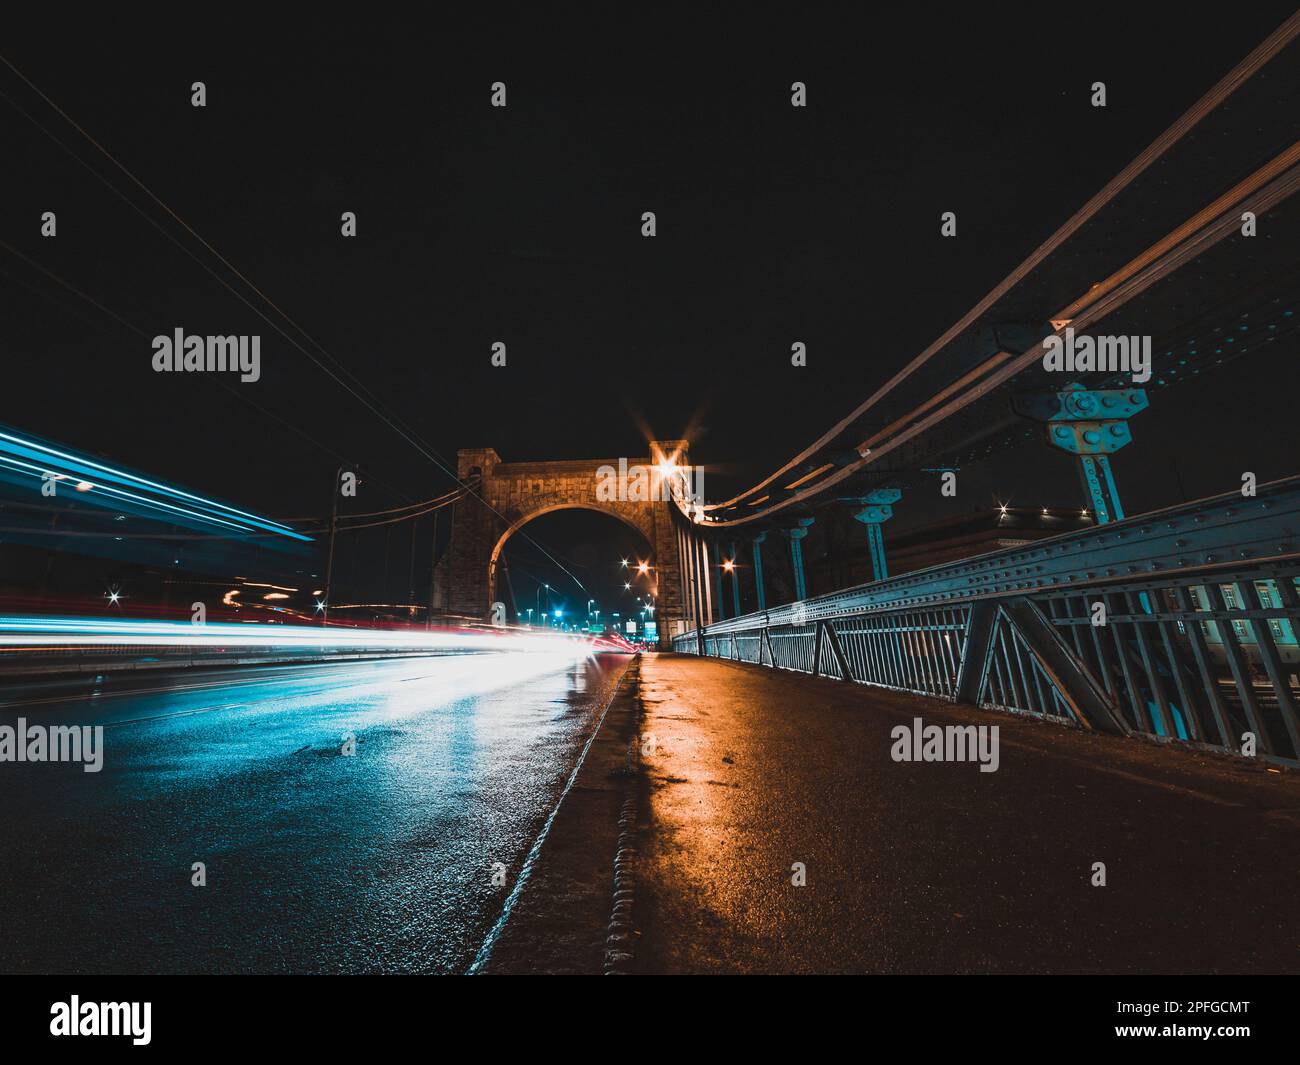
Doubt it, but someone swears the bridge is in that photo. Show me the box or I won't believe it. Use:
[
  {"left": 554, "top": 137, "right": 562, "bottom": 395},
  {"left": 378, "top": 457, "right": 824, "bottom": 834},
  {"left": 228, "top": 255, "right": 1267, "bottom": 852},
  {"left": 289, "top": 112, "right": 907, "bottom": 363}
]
[
  {"left": 430, "top": 14, "right": 1300, "bottom": 769},
  {"left": 1, "top": 10, "right": 1299, "bottom": 984}
]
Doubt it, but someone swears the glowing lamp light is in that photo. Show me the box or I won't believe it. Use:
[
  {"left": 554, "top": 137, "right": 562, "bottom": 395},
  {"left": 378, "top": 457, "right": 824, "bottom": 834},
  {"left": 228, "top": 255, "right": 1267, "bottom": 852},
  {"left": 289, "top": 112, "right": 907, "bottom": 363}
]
[
  {"left": 75, "top": 481, "right": 94, "bottom": 492},
  {"left": 637, "top": 562, "right": 649, "bottom": 574},
  {"left": 723, "top": 559, "right": 735, "bottom": 572}
]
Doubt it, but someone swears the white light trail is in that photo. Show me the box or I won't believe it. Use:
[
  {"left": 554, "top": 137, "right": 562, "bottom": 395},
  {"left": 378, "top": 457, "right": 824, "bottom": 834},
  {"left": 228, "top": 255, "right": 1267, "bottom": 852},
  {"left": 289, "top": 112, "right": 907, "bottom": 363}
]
[{"left": 0, "top": 616, "right": 592, "bottom": 656}]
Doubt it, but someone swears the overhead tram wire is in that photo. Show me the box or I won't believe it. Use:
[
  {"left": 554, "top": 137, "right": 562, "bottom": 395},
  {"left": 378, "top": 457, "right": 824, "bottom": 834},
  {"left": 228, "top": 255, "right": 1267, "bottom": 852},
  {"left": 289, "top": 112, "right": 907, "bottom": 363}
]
[
  {"left": 2, "top": 190, "right": 570, "bottom": 578},
  {"left": 275, "top": 485, "right": 466, "bottom": 525},
  {"left": 0, "top": 79, "right": 429, "bottom": 507},
  {"left": 0, "top": 237, "right": 415, "bottom": 510},
  {"left": 0, "top": 60, "right": 510, "bottom": 495},
  {"left": 0, "top": 83, "right": 422, "bottom": 508},
  {"left": 0, "top": 55, "right": 592, "bottom": 599}
]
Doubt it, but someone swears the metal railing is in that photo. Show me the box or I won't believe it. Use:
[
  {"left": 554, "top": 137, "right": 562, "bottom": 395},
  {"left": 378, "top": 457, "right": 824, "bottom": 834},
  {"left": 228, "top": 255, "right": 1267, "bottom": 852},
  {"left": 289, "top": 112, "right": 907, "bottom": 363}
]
[{"left": 674, "top": 477, "right": 1300, "bottom": 764}]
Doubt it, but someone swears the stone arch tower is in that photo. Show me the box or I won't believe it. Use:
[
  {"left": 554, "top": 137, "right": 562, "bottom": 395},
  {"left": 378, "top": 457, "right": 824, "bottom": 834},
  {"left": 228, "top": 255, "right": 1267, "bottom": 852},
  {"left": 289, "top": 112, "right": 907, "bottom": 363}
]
[{"left": 439, "top": 441, "right": 690, "bottom": 647}]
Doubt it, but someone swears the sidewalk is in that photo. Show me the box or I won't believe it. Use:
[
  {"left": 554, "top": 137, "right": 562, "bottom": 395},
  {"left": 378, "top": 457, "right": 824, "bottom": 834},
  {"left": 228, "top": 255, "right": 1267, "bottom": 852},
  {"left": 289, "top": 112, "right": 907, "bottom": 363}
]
[{"left": 633, "top": 653, "right": 1300, "bottom": 974}]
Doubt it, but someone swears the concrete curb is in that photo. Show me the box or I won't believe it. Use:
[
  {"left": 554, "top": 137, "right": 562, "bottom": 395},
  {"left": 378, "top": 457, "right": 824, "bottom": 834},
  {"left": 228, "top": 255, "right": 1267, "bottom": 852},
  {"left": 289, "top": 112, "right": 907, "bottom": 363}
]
[{"left": 603, "top": 666, "right": 644, "bottom": 975}]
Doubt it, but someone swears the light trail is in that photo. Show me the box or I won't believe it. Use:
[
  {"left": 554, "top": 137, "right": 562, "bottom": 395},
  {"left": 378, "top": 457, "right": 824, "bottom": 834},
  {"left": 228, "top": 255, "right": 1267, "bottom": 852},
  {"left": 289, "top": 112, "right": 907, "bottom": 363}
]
[
  {"left": 0, "top": 426, "right": 311, "bottom": 541},
  {"left": 0, "top": 615, "right": 592, "bottom": 655}
]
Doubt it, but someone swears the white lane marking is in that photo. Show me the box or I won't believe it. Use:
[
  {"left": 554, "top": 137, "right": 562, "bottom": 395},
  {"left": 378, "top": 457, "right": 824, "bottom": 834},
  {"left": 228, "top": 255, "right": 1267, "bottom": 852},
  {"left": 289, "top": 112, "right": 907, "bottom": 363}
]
[{"left": 101, "top": 704, "right": 247, "bottom": 729}]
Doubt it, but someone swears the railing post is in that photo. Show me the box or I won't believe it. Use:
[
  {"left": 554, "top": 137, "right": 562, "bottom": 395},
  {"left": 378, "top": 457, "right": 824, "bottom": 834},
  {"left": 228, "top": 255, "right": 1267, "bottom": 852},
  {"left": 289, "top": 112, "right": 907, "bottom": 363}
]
[{"left": 955, "top": 601, "right": 997, "bottom": 704}]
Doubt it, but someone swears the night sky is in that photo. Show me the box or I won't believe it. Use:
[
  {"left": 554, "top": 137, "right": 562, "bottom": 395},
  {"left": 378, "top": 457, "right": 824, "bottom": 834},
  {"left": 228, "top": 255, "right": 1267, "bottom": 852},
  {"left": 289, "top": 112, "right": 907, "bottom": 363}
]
[{"left": 4, "top": 7, "right": 1298, "bottom": 611}]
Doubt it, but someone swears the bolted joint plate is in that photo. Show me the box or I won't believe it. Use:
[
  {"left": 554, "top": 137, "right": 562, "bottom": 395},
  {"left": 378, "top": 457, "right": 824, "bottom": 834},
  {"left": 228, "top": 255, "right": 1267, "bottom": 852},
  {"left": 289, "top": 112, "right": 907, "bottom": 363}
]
[
  {"left": 1047, "top": 420, "right": 1133, "bottom": 455},
  {"left": 838, "top": 488, "right": 902, "bottom": 506},
  {"left": 852, "top": 504, "right": 893, "bottom": 524},
  {"left": 1013, "top": 387, "right": 1147, "bottom": 423}
]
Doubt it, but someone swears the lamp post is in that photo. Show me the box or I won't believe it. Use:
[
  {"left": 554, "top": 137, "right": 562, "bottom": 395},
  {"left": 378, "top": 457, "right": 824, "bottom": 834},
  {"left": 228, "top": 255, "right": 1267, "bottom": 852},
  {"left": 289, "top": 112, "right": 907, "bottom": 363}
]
[{"left": 321, "top": 463, "right": 347, "bottom": 627}]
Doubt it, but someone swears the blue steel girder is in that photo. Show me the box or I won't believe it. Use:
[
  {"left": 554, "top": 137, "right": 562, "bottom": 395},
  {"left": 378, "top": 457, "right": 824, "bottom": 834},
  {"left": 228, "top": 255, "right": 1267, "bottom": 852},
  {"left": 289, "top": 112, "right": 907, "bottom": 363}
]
[{"left": 686, "top": 475, "right": 1300, "bottom": 630}]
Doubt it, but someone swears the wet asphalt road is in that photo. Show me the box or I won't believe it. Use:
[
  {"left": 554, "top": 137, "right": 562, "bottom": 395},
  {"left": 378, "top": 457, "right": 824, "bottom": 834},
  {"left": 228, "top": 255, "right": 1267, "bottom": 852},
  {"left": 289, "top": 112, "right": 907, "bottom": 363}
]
[
  {"left": 0, "top": 651, "right": 632, "bottom": 974},
  {"left": 635, "top": 654, "right": 1300, "bottom": 974}
]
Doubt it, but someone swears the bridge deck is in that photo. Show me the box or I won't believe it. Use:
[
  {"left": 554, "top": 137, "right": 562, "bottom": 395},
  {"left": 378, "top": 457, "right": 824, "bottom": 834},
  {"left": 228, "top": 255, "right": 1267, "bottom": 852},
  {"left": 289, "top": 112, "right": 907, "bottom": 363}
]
[{"left": 632, "top": 654, "right": 1300, "bottom": 973}]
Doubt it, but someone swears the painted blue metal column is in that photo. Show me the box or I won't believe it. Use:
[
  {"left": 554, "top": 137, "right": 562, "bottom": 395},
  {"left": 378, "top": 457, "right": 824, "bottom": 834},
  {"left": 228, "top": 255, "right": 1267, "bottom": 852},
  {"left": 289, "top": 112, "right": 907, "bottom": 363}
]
[
  {"left": 843, "top": 488, "right": 902, "bottom": 582},
  {"left": 1013, "top": 385, "right": 1147, "bottom": 525},
  {"left": 711, "top": 541, "right": 725, "bottom": 619},
  {"left": 687, "top": 526, "right": 707, "bottom": 655},
  {"left": 751, "top": 533, "right": 767, "bottom": 611},
  {"left": 728, "top": 540, "right": 742, "bottom": 617},
  {"left": 782, "top": 518, "right": 815, "bottom": 601}
]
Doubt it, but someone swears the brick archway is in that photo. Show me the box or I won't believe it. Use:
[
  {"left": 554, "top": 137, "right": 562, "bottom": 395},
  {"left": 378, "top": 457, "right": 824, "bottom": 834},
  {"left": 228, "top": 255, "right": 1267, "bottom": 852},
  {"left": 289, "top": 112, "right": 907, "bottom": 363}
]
[{"left": 439, "top": 441, "right": 690, "bottom": 647}]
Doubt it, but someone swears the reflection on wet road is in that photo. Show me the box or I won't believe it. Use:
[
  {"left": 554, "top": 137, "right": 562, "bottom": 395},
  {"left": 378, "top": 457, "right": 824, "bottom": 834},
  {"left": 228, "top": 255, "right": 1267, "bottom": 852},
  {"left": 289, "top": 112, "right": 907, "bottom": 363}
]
[{"left": 0, "top": 651, "right": 633, "bottom": 973}]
